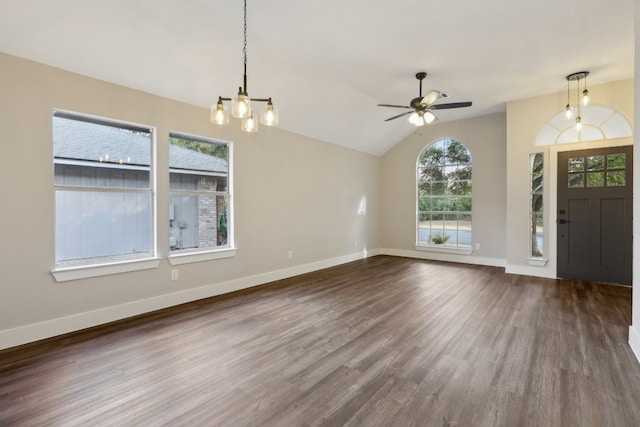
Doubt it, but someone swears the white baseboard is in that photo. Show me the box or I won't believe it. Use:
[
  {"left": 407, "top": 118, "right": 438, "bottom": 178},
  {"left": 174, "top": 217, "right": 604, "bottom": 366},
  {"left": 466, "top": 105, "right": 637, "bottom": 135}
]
[
  {"left": 505, "top": 263, "right": 557, "bottom": 279},
  {"left": 381, "top": 248, "right": 506, "bottom": 268},
  {"left": 630, "top": 325, "right": 640, "bottom": 365},
  {"left": 0, "top": 249, "right": 380, "bottom": 351}
]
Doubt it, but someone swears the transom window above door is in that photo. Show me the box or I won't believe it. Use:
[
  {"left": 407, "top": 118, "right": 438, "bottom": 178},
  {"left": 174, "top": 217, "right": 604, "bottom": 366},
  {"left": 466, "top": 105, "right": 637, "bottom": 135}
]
[{"left": 536, "top": 106, "right": 631, "bottom": 146}]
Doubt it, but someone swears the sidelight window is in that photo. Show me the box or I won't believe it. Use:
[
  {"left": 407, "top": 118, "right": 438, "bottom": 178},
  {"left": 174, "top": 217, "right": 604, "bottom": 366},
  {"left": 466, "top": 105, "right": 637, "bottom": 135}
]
[{"left": 530, "top": 153, "right": 544, "bottom": 258}]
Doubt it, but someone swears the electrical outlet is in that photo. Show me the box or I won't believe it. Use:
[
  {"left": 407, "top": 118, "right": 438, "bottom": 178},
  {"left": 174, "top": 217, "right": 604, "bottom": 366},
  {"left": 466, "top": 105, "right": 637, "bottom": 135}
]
[
  {"left": 171, "top": 269, "right": 179, "bottom": 281},
  {"left": 288, "top": 250, "right": 293, "bottom": 259},
  {"left": 353, "top": 240, "right": 358, "bottom": 248},
  {"left": 475, "top": 243, "right": 481, "bottom": 250}
]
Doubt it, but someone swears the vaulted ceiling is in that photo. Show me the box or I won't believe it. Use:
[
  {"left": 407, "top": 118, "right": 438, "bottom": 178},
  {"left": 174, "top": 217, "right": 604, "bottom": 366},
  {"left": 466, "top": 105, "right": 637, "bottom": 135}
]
[{"left": 0, "top": 0, "right": 633, "bottom": 155}]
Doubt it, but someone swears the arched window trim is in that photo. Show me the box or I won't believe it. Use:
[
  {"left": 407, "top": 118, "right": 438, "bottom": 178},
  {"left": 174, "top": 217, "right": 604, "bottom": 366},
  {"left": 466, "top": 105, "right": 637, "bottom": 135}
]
[
  {"left": 415, "top": 138, "right": 473, "bottom": 255},
  {"left": 535, "top": 105, "right": 632, "bottom": 146}
]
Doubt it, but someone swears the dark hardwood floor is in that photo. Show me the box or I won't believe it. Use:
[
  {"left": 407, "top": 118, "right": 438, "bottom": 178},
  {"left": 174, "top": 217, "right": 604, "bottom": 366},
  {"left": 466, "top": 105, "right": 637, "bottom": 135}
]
[{"left": 1, "top": 255, "right": 639, "bottom": 426}]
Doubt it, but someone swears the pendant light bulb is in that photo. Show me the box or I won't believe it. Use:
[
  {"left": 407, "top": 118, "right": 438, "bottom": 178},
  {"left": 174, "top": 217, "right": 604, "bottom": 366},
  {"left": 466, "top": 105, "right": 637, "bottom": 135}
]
[
  {"left": 241, "top": 113, "right": 258, "bottom": 132},
  {"left": 582, "top": 89, "right": 589, "bottom": 106},
  {"left": 211, "top": 98, "right": 229, "bottom": 125},
  {"left": 260, "top": 99, "right": 278, "bottom": 126},
  {"left": 232, "top": 88, "right": 251, "bottom": 119},
  {"left": 575, "top": 116, "right": 582, "bottom": 131},
  {"left": 565, "top": 104, "right": 572, "bottom": 120}
]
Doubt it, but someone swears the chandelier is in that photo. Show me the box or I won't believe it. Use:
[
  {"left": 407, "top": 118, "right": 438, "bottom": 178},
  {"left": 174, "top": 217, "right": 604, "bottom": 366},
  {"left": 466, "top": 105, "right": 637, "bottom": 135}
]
[
  {"left": 211, "top": 0, "right": 278, "bottom": 132},
  {"left": 565, "top": 71, "right": 589, "bottom": 131}
]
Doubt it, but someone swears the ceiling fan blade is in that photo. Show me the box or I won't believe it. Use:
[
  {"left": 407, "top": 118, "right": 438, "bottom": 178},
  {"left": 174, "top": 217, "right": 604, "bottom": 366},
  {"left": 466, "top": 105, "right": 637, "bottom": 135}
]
[
  {"left": 385, "top": 111, "right": 414, "bottom": 121},
  {"left": 378, "top": 103, "right": 412, "bottom": 109},
  {"left": 429, "top": 101, "right": 472, "bottom": 110},
  {"left": 420, "top": 90, "right": 444, "bottom": 106}
]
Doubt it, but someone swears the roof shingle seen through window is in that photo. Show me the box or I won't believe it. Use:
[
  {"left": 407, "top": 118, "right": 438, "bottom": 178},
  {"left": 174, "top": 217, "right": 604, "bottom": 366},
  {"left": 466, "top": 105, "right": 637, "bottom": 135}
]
[{"left": 53, "top": 116, "right": 227, "bottom": 174}]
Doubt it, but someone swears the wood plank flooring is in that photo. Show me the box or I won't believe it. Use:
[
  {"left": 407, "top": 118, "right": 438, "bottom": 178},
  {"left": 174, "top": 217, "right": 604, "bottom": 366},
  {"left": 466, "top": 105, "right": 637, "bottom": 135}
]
[{"left": 1, "top": 255, "right": 639, "bottom": 426}]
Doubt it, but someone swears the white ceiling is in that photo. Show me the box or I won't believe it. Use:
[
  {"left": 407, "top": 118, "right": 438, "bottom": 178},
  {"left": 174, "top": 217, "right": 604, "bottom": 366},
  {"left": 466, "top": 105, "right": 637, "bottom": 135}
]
[{"left": 0, "top": 0, "right": 634, "bottom": 156}]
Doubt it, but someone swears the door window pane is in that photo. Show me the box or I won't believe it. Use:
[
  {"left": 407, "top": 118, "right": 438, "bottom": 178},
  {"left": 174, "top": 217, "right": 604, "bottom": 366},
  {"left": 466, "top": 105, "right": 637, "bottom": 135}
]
[
  {"left": 587, "top": 172, "right": 604, "bottom": 187},
  {"left": 607, "top": 171, "right": 626, "bottom": 187},
  {"left": 568, "top": 157, "right": 584, "bottom": 173},
  {"left": 607, "top": 153, "right": 625, "bottom": 169},
  {"left": 587, "top": 155, "right": 604, "bottom": 171},
  {"left": 568, "top": 173, "right": 584, "bottom": 188}
]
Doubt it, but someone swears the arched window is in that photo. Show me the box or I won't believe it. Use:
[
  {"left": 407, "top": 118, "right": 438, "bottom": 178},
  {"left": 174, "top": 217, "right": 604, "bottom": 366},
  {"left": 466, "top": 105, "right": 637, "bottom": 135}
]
[
  {"left": 535, "top": 105, "right": 631, "bottom": 146},
  {"left": 417, "top": 139, "right": 472, "bottom": 250}
]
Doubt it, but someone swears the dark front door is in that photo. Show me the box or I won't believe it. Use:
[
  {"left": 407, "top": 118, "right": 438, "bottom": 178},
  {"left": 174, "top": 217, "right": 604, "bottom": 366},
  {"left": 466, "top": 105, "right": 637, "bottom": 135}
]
[{"left": 557, "top": 146, "right": 633, "bottom": 285}]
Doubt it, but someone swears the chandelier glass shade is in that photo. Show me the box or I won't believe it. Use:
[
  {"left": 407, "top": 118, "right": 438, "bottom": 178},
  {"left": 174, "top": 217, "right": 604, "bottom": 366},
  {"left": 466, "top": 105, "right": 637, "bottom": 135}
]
[
  {"left": 232, "top": 91, "right": 251, "bottom": 119},
  {"left": 260, "top": 99, "right": 278, "bottom": 126},
  {"left": 241, "top": 113, "right": 258, "bottom": 132},
  {"left": 211, "top": 97, "right": 229, "bottom": 125}
]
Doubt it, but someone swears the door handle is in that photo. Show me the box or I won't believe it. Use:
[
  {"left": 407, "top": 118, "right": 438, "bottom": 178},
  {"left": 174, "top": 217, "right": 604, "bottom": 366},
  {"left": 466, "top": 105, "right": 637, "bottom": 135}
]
[{"left": 558, "top": 219, "right": 569, "bottom": 224}]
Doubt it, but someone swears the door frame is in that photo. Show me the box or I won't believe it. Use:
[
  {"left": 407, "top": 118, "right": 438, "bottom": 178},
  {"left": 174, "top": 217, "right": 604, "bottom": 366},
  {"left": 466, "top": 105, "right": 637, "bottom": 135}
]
[{"left": 547, "top": 137, "right": 633, "bottom": 279}]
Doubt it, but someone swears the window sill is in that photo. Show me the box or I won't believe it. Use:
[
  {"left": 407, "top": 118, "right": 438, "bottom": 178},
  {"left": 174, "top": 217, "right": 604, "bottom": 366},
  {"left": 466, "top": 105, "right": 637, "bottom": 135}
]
[
  {"left": 527, "top": 257, "right": 548, "bottom": 267},
  {"left": 415, "top": 245, "right": 473, "bottom": 255},
  {"left": 168, "top": 248, "right": 237, "bottom": 265},
  {"left": 52, "top": 257, "right": 161, "bottom": 282}
]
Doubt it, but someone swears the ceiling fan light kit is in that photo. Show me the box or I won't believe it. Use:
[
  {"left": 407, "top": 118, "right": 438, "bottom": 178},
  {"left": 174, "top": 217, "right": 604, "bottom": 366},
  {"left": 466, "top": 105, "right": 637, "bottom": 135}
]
[
  {"left": 211, "top": 0, "right": 278, "bottom": 133},
  {"left": 378, "top": 72, "right": 472, "bottom": 127}
]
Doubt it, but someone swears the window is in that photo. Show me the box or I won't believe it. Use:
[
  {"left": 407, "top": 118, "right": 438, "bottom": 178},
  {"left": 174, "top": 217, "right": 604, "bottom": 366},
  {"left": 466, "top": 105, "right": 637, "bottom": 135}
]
[
  {"left": 53, "top": 111, "right": 155, "bottom": 268},
  {"left": 169, "top": 133, "right": 232, "bottom": 258},
  {"left": 567, "top": 153, "right": 627, "bottom": 188},
  {"left": 417, "top": 139, "right": 472, "bottom": 250},
  {"left": 530, "top": 153, "right": 544, "bottom": 258}
]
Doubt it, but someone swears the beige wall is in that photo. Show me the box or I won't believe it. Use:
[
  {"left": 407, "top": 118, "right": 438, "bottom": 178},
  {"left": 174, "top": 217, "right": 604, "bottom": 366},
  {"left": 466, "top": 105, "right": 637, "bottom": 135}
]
[
  {"left": 380, "top": 113, "right": 507, "bottom": 265},
  {"left": 506, "top": 79, "right": 634, "bottom": 278},
  {"left": 0, "top": 52, "right": 381, "bottom": 349}
]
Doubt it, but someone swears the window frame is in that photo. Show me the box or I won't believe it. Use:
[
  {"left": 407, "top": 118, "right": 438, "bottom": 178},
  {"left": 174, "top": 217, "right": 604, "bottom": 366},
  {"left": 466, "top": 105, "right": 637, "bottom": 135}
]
[
  {"left": 51, "top": 110, "right": 160, "bottom": 282},
  {"left": 415, "top": 138, "right": 473, "bottom": 255},
  {"left": 529, "top": 152, "right": 544, "bottom": 259},
  {"left": 167, "top": 131, "right": 236, "bottom": 265}
]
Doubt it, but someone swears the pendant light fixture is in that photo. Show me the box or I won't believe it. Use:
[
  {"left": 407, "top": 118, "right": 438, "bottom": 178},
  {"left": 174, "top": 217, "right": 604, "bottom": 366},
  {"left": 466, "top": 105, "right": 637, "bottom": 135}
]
[
  {"left": 565, "top": 71, "right": 589, "bottom": 131},
  {"left": 211, "top": 0, "right": 278, "bottom": 132},
  {"left": 565, "top": 79, "right": 572, "bottom": 120}
]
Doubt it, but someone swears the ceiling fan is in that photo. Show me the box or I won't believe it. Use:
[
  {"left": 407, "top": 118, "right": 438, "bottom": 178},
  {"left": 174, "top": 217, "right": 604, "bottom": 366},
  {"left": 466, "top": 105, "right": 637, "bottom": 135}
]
[{"left": 378, "top": 72, "right": 472, "bottom": 126}]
